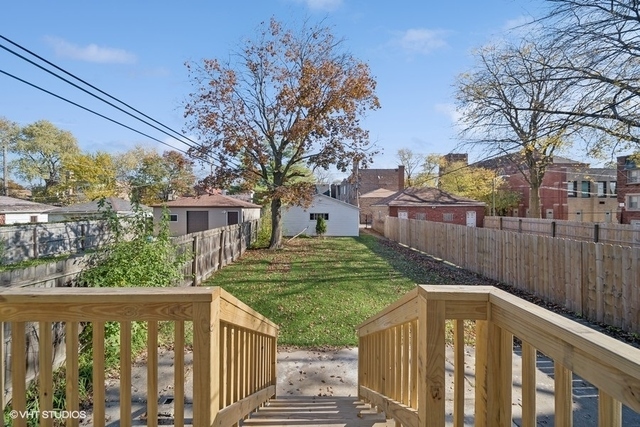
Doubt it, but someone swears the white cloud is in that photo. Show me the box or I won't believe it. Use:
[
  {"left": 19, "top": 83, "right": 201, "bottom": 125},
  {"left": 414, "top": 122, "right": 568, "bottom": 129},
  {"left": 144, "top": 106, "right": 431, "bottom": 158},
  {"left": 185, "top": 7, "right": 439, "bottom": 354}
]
[
  {"left": 395, "top": 29, "right": 449, "bottom": 55},
  {"left": 435, "top": 103, "right": 462, "bottom": 124},
  {"left": 44, "top": 36, "right": 137, "bottom": 64},
  {"left": 294, "top": 0, "right": 342, "bottom": 11}
]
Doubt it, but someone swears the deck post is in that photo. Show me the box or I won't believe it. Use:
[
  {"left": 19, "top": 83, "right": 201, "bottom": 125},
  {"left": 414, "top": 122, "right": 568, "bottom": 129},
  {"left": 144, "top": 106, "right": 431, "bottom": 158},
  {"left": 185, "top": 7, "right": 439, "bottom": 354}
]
[
  {"left": 193, "top": 288, "right": 221, "bottom": 426},
  {"left": 418, "top": 291, "right": 445, "bottom": 426}
]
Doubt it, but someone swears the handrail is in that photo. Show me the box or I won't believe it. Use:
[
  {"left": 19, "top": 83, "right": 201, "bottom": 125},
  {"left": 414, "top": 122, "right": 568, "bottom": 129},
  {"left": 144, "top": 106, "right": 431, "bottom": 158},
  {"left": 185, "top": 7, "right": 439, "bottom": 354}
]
[
  {"left": 357, "top": 285, "right": 640, "bottom": 427},
  {"left": 0, "top": 286, "right": 278, "bottom": 427}
]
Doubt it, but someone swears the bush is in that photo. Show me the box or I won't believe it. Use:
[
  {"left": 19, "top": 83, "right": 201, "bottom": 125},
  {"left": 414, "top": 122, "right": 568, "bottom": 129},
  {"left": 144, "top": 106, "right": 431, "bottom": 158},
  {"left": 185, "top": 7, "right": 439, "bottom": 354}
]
[{"left": 315, "top": 216, "right": 327, "bottom": 237}]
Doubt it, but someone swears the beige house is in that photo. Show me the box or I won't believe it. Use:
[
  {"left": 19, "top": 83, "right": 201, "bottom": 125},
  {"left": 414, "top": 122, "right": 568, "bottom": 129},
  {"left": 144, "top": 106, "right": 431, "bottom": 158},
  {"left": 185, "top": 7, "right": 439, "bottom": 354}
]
[{"left": 153, "top": 194, "right": 261, "bottom": 236}]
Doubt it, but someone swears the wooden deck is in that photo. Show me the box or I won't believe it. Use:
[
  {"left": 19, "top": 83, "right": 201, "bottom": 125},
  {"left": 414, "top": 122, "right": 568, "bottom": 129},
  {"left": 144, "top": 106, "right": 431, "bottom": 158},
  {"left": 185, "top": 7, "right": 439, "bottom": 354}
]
[{"left": 241, "top": 396, "right": 397, "bottom": 426}]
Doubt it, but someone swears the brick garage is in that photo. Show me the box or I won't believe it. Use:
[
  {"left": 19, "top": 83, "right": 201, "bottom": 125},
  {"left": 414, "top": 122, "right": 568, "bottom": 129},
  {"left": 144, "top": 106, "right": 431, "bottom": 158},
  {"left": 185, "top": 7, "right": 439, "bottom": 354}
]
[{"left": 370, "top": 187, "right": 485, "bottom": 232}]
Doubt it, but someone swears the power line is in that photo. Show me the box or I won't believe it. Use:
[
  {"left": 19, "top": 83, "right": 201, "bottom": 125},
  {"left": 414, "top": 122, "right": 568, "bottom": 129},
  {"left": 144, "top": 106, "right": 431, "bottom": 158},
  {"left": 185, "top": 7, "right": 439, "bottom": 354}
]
[{"left": 0, "top": 35, "right": 250, "bottom": 174}]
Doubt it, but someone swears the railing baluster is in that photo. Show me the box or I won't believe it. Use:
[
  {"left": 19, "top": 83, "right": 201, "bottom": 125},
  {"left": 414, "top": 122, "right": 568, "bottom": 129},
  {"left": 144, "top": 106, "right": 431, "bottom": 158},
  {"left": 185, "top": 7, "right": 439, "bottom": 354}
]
[
  {"left": 174, "top": 320, "right": 184, "bottom": 427},
  {"left": 65, "top": 322, "right": 79, "bottom": 427},
  {"left": 11, "top": 322, "right": 26, "bottom": 427},
  {"left": 147, "top": 321, "right": 158, "bottom": 427},
  {"left": 421, "top": 296, "right": 445, "bottom": 426},
  {"left": 454, "top": 319, "right": 464, "bottom": 427},
  {"left": 93, "top": 321, "right": 105, "bottom": 427},
  {"left": 521, "top": 342, "right": 536, "bottom": 427},
  {"left": 38, "top": 321, "right": 53, "bottom": 427},
  {"left": 120, "top": 321, "right": 132, "bottom": 427},
  {"left": 554, "top": 362, "right": 572, "bottom": 427},
  {"left": 598, "top": 390, "right": 622, "bottom": 427},
  {"left": 193, "top": 295, "right": 220, "bottom": 426}
]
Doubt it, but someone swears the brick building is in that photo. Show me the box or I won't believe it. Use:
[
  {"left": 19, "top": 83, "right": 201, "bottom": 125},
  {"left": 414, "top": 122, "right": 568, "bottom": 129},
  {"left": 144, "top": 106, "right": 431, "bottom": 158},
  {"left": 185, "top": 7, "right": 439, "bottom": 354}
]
[
  {"left": 370, "top": 187, "right": 485, "bottom": 232},
  {"left": 340, "top": 165, "right": 405, "bottom": 223},
  {"left": 468, "top": 153, "right": 618, "bottom": 221},
  {"left": 616, "top": 154, "right": 640, "bottom": 225}
]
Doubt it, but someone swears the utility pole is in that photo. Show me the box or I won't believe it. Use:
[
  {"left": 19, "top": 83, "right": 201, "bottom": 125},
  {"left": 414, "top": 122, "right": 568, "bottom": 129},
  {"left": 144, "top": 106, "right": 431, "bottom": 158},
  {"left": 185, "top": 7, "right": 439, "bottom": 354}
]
[{"left": 2, "top": 143, "right": 7, "bottom": 196}]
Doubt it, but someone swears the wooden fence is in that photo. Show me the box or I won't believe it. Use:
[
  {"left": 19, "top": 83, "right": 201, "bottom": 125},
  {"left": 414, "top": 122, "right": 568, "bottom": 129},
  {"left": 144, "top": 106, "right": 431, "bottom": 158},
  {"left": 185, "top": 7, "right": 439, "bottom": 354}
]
[
  {"left": 385, "top": 217, "right": 640, "bottom": 335},
  {"left": 0, "top": 286, "right": 278, "bottom": 427},
  {"left": 173, "top": 220, "right": 259, "bottom": 286},
  {"left": 485, "top": 216, "right": 640, "bottom": 247},
  {"left": 358, "top": 286, "right": 640, "bottom": 426}
]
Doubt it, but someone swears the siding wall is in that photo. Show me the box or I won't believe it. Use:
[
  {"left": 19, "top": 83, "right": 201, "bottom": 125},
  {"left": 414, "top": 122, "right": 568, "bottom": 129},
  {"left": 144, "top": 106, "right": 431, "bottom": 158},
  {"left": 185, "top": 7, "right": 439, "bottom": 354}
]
[{"left": 283, "top": 195, "right": 359, "bottom": 236}]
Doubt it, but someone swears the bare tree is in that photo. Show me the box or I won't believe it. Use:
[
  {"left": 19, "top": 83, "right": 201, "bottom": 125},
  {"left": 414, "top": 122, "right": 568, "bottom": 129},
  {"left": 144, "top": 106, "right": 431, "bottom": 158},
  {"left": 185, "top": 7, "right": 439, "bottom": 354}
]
[
  {"left": 396, "top": 149, "right": 422, "bottom": 186},
  {"left": 539, "top": 0, "right": 640, "bottom": 150},
  {"left": 455, "top": 40, "right": 580, "bottom": 218},
  {"left": 184, "top": 18, "right": 380, "bottom": 248}
]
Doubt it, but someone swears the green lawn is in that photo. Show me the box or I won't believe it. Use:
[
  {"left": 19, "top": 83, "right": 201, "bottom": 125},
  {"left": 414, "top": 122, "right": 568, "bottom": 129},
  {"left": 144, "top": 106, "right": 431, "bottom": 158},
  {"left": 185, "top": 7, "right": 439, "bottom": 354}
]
[{"left": 207, "top": 234, "right": 446, "bottom": 347}]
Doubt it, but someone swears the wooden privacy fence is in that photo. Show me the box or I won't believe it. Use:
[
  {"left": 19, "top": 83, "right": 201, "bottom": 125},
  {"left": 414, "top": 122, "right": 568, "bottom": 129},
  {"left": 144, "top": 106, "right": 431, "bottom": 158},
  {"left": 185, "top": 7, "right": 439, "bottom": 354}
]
[
  {"left": 0, "top": 286, "right": 278, "bottom": 427},
  {"left": 385, "top": 217, "right": 640, "bottom": 335},
  {"left": 485, "top": 216, "right": 640, "bottom": 246},
  {"left": 173, "top": 220, "right": 259, "bottom": 286},
  {"left": 357, "top": 285, "right": 640, "bottom": 427}
]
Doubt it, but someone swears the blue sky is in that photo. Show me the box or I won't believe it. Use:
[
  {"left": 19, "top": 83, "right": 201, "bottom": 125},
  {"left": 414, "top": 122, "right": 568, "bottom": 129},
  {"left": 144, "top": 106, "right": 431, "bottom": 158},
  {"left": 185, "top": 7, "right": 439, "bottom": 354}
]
[{"left": 1, "top": 0, "right": 543, "bottom": 181}]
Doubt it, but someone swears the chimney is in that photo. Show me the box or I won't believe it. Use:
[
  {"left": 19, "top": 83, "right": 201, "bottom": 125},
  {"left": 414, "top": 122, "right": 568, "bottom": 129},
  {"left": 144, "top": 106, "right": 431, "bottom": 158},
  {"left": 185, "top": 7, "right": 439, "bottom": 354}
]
[{"left": 398, "top": 165, "right": 405, "bottom": 190}]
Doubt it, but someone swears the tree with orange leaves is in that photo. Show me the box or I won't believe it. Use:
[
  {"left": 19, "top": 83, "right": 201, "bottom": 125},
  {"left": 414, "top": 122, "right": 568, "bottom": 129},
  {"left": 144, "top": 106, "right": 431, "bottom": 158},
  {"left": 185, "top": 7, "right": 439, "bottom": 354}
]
[{"left": 184, "top": 18, "right": 380, "bottom": 249}]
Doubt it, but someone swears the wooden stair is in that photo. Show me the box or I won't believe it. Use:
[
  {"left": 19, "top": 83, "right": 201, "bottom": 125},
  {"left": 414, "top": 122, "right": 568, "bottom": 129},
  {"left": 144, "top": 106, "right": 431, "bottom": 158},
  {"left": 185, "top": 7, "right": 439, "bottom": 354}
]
[{"left": 240, "top": 396, "right": 397, "bottom": 426}]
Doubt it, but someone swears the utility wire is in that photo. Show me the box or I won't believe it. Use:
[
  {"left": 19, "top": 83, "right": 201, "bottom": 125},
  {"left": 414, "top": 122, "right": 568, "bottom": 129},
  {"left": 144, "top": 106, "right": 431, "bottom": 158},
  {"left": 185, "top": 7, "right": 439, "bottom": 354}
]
[
  {"left": 0, "top": 68, "right": 195, "bottom": 159},
  {"left": 0, "top": 34, "right": 245, "bottom": 171}
]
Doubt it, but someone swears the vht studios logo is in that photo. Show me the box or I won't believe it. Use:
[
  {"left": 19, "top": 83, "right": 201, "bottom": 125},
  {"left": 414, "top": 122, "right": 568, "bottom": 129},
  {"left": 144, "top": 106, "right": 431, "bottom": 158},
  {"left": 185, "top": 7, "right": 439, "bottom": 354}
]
[{"left": 9, "top": 410, "right": 87, "bottom": 420}]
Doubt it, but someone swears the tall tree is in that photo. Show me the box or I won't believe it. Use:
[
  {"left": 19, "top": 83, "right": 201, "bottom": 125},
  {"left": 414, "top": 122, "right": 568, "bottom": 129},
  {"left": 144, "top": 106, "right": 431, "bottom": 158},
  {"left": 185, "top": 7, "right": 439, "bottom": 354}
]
[
  {"left": 0, "top": 117, "right": 19, "bottom": 196},
  {"left": 10, "top": 120, "right": 79, "bottom": 196},
  {"left": 438, "top": 160, "right": 521, "bottom": 214},
  {"left": 130, "top": 150, "right": 196, "bottom": 205},
  {"left": 396, "top": 149, "right": 422, "bottom": 187},
  {"left": 455, "top": 40, "right": 578, "bottom": 218},
  {"left": 184, "top": 18, "right": 380, "bottom": 248},
  {"left": 539, "top": 0, "right": 640, "bottom": 150},
  {"left": 60, "top": 151, "right": 118, "bottom": 202}
]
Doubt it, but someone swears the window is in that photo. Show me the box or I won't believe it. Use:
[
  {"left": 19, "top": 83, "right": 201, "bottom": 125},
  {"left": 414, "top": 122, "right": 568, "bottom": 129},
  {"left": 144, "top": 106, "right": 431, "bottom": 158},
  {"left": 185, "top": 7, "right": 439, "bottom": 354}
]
[
  {"left": 443, "top": 213, "right": 454, "bottom": 222},
  {"left": 581, "top": 181, "right": 591, "bottom": 198},
  {"left": 628, "top": 195, "right": 640, "bottom": 210},
  {"left": 30, "top": 215, "right": 38, "bottom": 223},
  {"left": 567, "top": 181, "right": 577, "bottom": 197},
  {"left": 609, "top": 181, "right": 617, "bottom": 198},
  {"left": 629, "top": 169, "right": 640, "bottom": 184},
  {"left": 310, "top": 213, "right": 329, "bottom": 221},
  {"left": 169, "top": 214, "right": 178, "bottom": 222},
  {"left": 596, "top": 181, "right": 606, "bottom": 197},
  {"left": 416, "top": 213, "right": 426, "bottom": 221}
]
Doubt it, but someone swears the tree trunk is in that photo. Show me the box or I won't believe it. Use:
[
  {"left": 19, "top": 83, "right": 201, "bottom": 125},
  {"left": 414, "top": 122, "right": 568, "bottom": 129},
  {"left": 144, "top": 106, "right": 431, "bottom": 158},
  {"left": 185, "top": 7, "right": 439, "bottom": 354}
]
[
  {"left": 529, "top": 183, "right": 542, "bottom": 218},
  {"left": 269, "top": 198, "right": 283, "bottom": 249}
]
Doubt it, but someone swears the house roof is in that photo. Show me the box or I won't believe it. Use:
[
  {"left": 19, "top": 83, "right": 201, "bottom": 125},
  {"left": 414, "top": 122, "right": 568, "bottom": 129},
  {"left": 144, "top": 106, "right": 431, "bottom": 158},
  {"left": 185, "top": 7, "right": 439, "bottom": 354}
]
[
  {"left": 0, "top": 196, "right": 56, "bottom": 214},
  {"left": 360, "top": 188, "right": 397, "bottom": 199},
  {"left": 49, "top": 197, "right": 146, "bottom": 214},
  {"left": 312, "top": 193, "right": 360, "bottom": 211},
  {"left": 372, "top": 187, "right": 485, "bottom": 207},
  {"left": 155, "top": 194, "right": 261, "bottom": 209}
]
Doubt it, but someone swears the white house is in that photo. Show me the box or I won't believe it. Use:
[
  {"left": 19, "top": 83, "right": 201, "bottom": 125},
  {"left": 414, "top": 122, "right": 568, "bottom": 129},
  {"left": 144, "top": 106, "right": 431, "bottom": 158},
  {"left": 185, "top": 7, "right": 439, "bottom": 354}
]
[
  {"left": 154, "top": 194, "right": 262, "bottom": 236},
  {"left": 282, "top": 194, "right": 360, "bottom": 237},
  {"left": 0, "top": 196, "right": 54, "bottom": 224}
]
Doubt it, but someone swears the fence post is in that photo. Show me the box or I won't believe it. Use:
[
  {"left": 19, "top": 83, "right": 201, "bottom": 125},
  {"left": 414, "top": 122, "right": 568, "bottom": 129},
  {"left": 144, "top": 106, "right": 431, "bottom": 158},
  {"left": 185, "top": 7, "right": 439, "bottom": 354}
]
[
  {"left": 551, "top": 221, "right": 556, "bottom": 238},
  {"left": 192, "top": 235, "right": 199, "bottom": 286},
  {"left": 518, "top": 219, "right": 522, "bottom": 233},
  {"left": 33, "top": 227, "right": 38, "bottom": 259},
  {"left": 594, "top": 224, "right": 600, "bottom": 243},
  {"left": 499, "top": 217, "right": 503, "bottom": 230},
  {"left": 80, "top": 224, "right": 86, "bottom": 252}
]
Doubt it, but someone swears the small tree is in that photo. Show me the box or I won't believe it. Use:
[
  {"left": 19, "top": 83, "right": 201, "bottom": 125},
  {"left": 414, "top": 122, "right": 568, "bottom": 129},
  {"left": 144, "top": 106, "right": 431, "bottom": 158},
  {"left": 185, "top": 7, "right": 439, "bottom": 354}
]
[{"left": 315, "top": 216, "right": 327, "bottom": 237}]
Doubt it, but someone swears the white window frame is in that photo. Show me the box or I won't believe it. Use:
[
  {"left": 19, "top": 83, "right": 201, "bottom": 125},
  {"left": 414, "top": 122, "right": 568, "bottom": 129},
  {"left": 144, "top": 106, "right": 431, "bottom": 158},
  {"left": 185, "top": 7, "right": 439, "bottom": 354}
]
[
  {"left": 310, "top": 213, "right": 329, "bottom": 221},
  {"left": 169, "top": 214, "right": 178, "bottom": 222},
  {"left": 627, "top": 194, "right": 640, "bottom": 210},
  {"left": 628, "top": 169, "right": 640, "bottom": 184}
]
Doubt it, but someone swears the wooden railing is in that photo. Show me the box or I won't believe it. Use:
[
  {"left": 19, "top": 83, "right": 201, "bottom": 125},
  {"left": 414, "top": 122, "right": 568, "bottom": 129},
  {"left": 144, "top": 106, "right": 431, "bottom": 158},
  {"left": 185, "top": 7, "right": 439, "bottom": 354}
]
[
  {"left": 0, "top": 286, "right": 278, "bottom": 427},
  {"left": 357, "top": 285, "right": 640, "bottom": 427}
]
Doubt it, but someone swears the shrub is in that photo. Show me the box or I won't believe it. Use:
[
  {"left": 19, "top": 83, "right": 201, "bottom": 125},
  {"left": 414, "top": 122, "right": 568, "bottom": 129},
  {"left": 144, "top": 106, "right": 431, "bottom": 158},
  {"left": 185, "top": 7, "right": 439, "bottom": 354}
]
[{"left": 315, "top": 216, "right": 327, "bottom": 237}]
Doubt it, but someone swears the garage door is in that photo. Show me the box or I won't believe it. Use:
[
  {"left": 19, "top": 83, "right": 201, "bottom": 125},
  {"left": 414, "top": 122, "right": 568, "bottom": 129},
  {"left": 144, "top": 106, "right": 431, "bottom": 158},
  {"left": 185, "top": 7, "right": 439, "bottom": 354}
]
[{"left": 187, "top": 211, "right": 209, "bottom": 234}]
